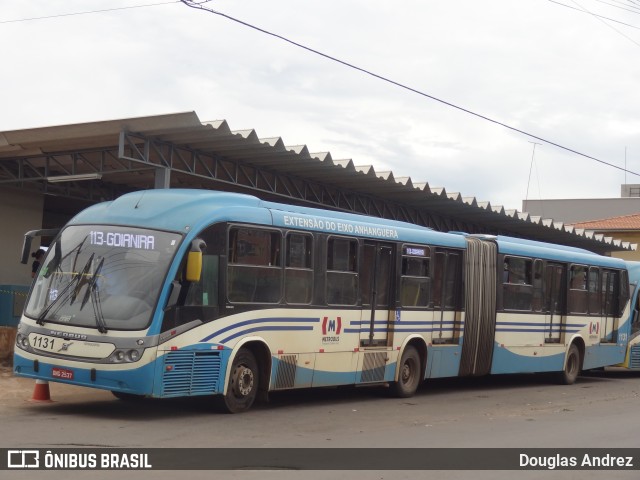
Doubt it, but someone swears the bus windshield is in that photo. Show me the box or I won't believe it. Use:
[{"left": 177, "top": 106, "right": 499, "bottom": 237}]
[{"left": 24, "top": 225, "right": 182, "bottom": 331}]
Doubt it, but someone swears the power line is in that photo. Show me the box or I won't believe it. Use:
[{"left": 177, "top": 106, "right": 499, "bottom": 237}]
[
  {"left": 565, "top": 0, "right": 640, "bottom": 48},
  {"left": 0, "top": 1, "right": 178, "bottom": 24},
  {"left": 547, "top": 0, "right": 640, "bottom": 30},
  {"left": 180, "top": 0, "right": 640, "bottom": 178},
  {"left": 615, "top": 0, "right": 640, "bottom": 9},
  {"left": 614, "top": 0, "right": 640, "bottom": 10},
  {"left": 593, "top": 0, "right": 640, "bottom": 14}
]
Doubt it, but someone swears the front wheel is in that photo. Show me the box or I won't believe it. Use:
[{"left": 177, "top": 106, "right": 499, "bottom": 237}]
[
  {"left": 558, "top": 344, "right": 581, "bottom": 385},
  {"left": 221, "top": 348, "right": 259, "bottom": 413},
  {"left": 391, "top": 345, "right": 421, "bottom": 398}
]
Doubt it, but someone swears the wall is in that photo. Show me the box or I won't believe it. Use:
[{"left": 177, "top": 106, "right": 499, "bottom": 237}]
[
  {"left": 522, "top": 198, "right": 640, "bottom": 224},
  {"left": 0, "top": 186, "right": 44, "bottom": 286},
  {"left": 606, "top": 231, "right": 640, "bottom": 262}
]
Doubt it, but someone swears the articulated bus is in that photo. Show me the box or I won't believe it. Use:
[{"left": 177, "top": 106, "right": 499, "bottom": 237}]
[
  {"left": 616, "top": 261, "right": 640, "bottom": 370},
  {"left": 13, "top": 189, "right": 632, "bottom": 412}
]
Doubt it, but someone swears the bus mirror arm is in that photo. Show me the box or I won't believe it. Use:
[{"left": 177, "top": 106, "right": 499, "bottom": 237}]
[
  {"left": 164, "top": 281, "right": 182, "bottom": 310},
  {"left": 20, "top": 228, "right": 60, "bottom": 264}
]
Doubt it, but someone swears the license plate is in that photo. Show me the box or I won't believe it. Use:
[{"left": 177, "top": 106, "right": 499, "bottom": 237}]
[{"left": 52, "top": 368, "right": 74, "bottom": 380}]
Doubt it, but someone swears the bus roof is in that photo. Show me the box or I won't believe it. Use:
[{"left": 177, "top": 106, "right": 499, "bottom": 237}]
[
  {"left": 68, "top": 189, "right": 468, "bottom": 248},
  {"left": 66, "top": 189, "right": 626, "bottom": 267},
  {"left": 497, "top": 237, "right": 626, "bottom": 269}
]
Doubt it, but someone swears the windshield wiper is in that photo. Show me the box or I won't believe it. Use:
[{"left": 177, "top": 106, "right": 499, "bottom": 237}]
[
  {"left": 80, "top": 257, "right": 108, "bottom": 334},
  {"left": 70, "top": 253, "right": 94, "bottom": 305},
  {"left": 36, "top": 254, "right": 94, "bottom": 326}
]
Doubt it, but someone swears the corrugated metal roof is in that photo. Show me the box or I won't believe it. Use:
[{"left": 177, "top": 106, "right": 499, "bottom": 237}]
[{"left": 0, "top": 111, "right": 635, "bottom": 253}]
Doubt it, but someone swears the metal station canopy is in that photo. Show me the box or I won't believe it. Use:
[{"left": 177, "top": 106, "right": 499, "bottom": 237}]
[{"left": 0, "top": 111, "right": 633, "bottom": 254}]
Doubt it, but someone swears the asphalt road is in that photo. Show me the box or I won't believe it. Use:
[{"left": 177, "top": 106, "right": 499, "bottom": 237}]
[{"left": 1, "top": 364, "right": 639, "bottom": 480}]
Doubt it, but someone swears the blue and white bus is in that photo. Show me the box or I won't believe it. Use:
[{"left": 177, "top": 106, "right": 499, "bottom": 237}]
[
  {"left": 615, "top": 261, "right": 640, "bottom": 370},
  {"left": 14, "top": 189, "right": 631, "bottom": 412}
]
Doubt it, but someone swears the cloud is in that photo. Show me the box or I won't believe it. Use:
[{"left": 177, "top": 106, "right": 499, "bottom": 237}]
[{"left": 1, "top": 0, "right": 639, "bottom": 211}]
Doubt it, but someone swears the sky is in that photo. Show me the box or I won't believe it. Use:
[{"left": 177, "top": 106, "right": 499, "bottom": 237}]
[{"left": 1, "top": 0, "right": 639, "bottom": 212}]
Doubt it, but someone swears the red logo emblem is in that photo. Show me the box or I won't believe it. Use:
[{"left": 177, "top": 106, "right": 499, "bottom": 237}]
[{"left": 322, "top": 316, "right": 342, "bottom": 335}]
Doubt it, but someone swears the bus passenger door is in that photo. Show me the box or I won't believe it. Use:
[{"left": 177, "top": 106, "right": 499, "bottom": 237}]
[
  {"left": 600, "top": 269, "right": 620, "bottom": 343},
  {"left": 432, "top": 249, "right": 463, "bottom": 344},
  {"left": 359, "top": 242, "right": 395, "bottom": 348},
  {"left": 544, "top": 263, "right": 566, "bottom": 343}
]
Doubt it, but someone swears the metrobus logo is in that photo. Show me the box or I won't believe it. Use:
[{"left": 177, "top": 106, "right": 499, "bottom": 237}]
[
  {"left": 322, "top": 316, "right": 342, "bottom": 335},
  {"left": 589, "top": 322, "right": 600, "bottom": 335},
  {"left": 321, "top": 316, "right": 342, "bottom": 344}
]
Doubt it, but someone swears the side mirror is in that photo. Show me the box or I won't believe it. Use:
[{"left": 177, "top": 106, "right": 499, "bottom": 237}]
[
  {"left": 186, "top": 251, "right": 202, "bottom": 282},
  {"left": 185, "top": 238, "right": 207, "bottom": 282},
  {"left": 20, "top": 228, "right": 60, "bottom": 264}
]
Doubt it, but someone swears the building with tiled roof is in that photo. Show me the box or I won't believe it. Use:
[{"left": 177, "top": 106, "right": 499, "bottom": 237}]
[
  {"left": 570, "top": 213, "right": 640, "bottom": 261},
  {"left": 571, "top": 213, "right": 640, "bottom": 231}
]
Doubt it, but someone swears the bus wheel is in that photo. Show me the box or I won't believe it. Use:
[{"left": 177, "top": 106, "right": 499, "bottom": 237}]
[
  {"left": 391, "top": 345, "right": 421, "bottom": 398},
  {"left": 558, "top": 344, "right": 581, "bottom": 385},
  {"left": 222, "top": 348, "right": 259, "bottom": 413}
]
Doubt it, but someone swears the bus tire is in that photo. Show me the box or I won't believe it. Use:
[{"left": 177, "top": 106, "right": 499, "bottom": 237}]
[
  {"left": 222, "top": 348, "right": 259, "bottom": 413},
  {"left": 558, "top": 344, "right": 581, "bottom": 385},
  {"left": 391, "top": 345, "right": 421, "bottom": 398}
]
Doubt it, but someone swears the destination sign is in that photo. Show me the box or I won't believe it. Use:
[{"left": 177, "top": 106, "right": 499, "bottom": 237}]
[{"left": 89, "top": 230, "right": 156, "bottom": 250}]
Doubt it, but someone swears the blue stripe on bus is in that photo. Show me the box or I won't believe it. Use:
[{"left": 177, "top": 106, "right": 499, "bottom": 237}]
[
  {"left": 200, "top": 317, "right": 320, "bottom": 342},
  {"left": 220, "top": 325, "right": 314, "bottom": 343},
  {"left": 394, "top": 320, "right": 463, "bottom": 326},
  {"left": 343, "top": 327, "right": 463, "bottom": 334},
  {"left": 495, "top": 327, "right": 582, "bottom": 333},
  {"left": 348, "top": 320, "right": 463, "bottom": 326},
  {"left": 496, "top": 321, "right": 587, "bottom": 327}
]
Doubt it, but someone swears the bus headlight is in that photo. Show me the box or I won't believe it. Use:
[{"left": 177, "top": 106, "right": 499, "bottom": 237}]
[
  {"left": 127, "top": 349, "right": 141, "bottom": 362},
  {"left": 109, "top": 349, "right": 144, "bottom": 363},
  {"left": 16, "top": 334, "right": 30, "bottom": 351}
]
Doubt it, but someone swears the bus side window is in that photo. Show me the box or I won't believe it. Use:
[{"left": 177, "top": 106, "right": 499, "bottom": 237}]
[
  {"left": 587, "top": 267, "right": 601, "bottom": 315},
  {"left": 503, "top": 257, "right": 533, "bottom": 311},
  {"left": 532, "top": 259, "right": 544, "bottom": 312},
  {"left": 433, "top": 251, "right": 461, "bottom": 310},
  {"left": 568, "top": 265, "right": 588, "bottom": 314},
  {"left": 400, "top": 245, "right": 430, "bottom": 308},
  {"left": 285, "top": 233, "right": 313, "bottom": 304},
  {"left": 601, "top": 270, "right": 620, "bottom": 317},
  {"left": 326, "top": 237, "right": 358, "bottom": 306},
  {"left": 184, "top": 255, "right": 219, "bottom": 307},
  {"left": 161, "top": 225, "right": 226, "bottom": 332},
  {"left": 227, "top": 227, "right": 282, "bottom": 304}
]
